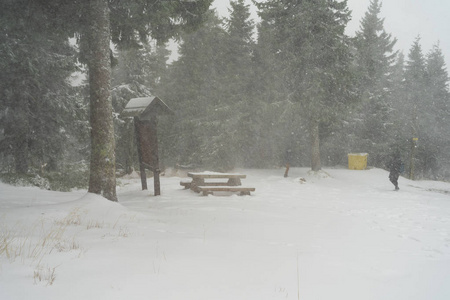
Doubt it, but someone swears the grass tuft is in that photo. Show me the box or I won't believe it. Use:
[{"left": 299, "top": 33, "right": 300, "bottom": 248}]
[
  {"left": 33, "top": 265, "right": 57, "bottom": 286},
  {"left": 86, "top": 220, "right": 104, "bottom": 230}
]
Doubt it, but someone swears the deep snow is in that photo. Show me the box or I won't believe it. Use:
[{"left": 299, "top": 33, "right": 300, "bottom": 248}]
[{"left": 1, "top": 168, "right": 450, "bottom": 300}]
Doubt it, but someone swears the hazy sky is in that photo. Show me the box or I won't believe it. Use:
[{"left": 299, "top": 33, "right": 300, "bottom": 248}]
[{"left": 213, "top": 0, "right": 450, "bottom": 63}]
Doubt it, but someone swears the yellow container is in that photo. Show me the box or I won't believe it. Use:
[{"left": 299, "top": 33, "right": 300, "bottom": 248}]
[{"left": 348, "top": 153, "right": 368, "bottom": 170}]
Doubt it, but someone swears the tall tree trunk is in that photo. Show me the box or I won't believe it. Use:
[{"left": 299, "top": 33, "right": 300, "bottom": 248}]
[
  {"left": 14, "top": 141, "right": 28, "bottom": 173},
  {"left": 13, "top": 131, "right": 29, "bottom": 174},
  {"left": 86, "top": 0, "right": 117, "bottom": 201},
  {"left": 10, "top": 105, "right": 29, "bottom": 174},
  {"left": 310, "top": 118, "right": 321, "bottom": 172}
]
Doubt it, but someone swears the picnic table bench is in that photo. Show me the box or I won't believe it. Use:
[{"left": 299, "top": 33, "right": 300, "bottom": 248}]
[
  {"left": 197, "top": 186, "right": 255, "bottom": 196},
  {"left": 180, "top": 171, "right": 255, "bottom": 196},
  {"left": 180, "top": 178, "right": 193, "bottom": 189}
]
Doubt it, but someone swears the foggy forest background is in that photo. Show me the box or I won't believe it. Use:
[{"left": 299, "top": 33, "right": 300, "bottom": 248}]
[{"left": 1, "top": 0, "right": 449, "bottom": 191}]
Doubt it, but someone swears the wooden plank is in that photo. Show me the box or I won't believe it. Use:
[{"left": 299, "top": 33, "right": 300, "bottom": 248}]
[
  {"left": 192, "top": 179, "right": 241, "bottom": 186},
  {"left": 198, "top": 182, "right": 232, "bottom": 186},
  {"left": 197, "top": 186, "right": 255, "bottom": 196},
  {"left": 188, "top": 172, "right": 246, "bottom": 179},
  {"left": 198, "top": 186, "right": 255, "bottom": 191},
  {"left": 190, "top": 179, "right": 242, "bottom": 192}
]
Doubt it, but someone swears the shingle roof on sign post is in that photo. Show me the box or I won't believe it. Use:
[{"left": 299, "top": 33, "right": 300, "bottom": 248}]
[{"left": 122, "top": 96, "right": 174, "bottom": 120}]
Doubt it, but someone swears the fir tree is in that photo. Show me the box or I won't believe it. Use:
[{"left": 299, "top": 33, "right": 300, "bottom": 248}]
[
  {"left": 353, "top": 0, "right": 398, "bottom": 166},
  {"left": 256, "top": 0, "right": 355, "bottom": 171},
  {"left": 82, "top": 0, "right": 117, "bottom": 200},
  {"left": 159, "top": 10, "right": 230, "bottom": 169},
  {"left": 390, "top": 52, "right": 406, "bottom": 113},
  {"left": 354, "top": 0, "right": 397, "bottom": 86},
  {"left": 402, "top": 37, "right": 449, "bottom": 179},
  {"left": 405, "top": 37, "right": 427, "bottom": 138},
  {"left": 224, "top": 0, "right": 255, "bottom": 77},
  {"left": 0, "top": 0, "right": 80, "bottom": 174},
  {"left": 222, "top": 0, "right": 258, "bottom": 167},
  {"left": 423, "top": 43, "right": 450, "bottom": 178},
  {"left": 426, "top": 43, "right": 450, "bottom": 135},
  {"left": 389, "top": 52, "right": 411, "bottom": 152}
]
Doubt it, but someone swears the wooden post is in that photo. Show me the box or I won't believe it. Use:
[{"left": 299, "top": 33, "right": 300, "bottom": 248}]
[
  {"left": 284, "top": 163, "right": 290, "bottom": 178},
  {"left": 134, "top": 116, "right": 162, "bottom": 195},
  {"left": 409, "top": 137, "right": 418, "bottom": 180},
  {"left": 140, "top": 164, "right": 148, "bottom": 190},
  {"left": 150, "top": 117, "right": 160, "bottom": 196},
  {"left": 310, "top": 118, "right": 321, "bottom": 172},
  {"left": 134, "top": 117, "right": 148, "bottom": 190},
  {"left": 154, "top": 168, "right": 161, "bottom": 196}
]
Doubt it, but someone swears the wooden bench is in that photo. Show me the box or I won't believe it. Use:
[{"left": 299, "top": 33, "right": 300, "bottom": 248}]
[
  {"left": 197, "top": 186, "right": 255, "bottom": 196},
  {"left": 180, "top": 179, "right": 192, "bottom": 189},
  {"left": 180, "top": 179, "right": 232, "bottom": 189}
]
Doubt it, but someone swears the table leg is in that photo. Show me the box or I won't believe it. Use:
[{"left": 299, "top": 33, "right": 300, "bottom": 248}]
[
  {"left": 191, "top": 178, "right": 204, "bottom": 192},
  {"left": 227, "top": 178, "right": 241, "bottom": 186}
]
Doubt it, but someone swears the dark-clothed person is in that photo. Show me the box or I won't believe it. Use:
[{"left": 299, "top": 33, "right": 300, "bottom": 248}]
[{"left": 388, "top": 150, "right": 402, "bottom": 190}]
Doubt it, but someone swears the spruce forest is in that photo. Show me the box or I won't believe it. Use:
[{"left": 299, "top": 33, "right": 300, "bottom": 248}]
[{"left": 1, "top": 0, "right": 449, "bottom": 197}]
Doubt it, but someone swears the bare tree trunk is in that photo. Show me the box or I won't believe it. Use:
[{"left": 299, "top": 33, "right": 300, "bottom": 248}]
[
  {"left": 310, "top": 118, "right": 321, "bottom": 172},
  {"left": 86, "top": 0, "right": 117, "bottom": 201}
]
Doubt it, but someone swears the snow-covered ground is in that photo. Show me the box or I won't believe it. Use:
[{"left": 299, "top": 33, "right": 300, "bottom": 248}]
[{"left": 1, "top": 168, "right": 450, "bottom": 300}]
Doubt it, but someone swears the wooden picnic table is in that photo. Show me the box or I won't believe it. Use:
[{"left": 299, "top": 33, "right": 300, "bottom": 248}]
[
  {"left": 188, "top": 171, "right": 245, "bottom": 190},
  {"left": 180, "top": 171, "right": 254, "bottom": 195}
]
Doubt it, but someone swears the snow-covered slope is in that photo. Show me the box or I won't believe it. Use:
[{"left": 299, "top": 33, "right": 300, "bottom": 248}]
[{"left": 1, "top": 168, "right": 449, "bottom": 300}]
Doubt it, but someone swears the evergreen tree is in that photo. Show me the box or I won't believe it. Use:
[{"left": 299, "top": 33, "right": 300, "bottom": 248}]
[
  {"left": 423, "top": 43, "right": 450, "bottom": 178},
  {"left": 426, "top": 43, "right": 450, "bottom": 139},
  {"left": 402, "top": 37, "right": 446, "bottom": 179},
  {"left": 354, "top": 0, "right": 397, "bottom": 86},
  {"left": 0, "top": 0, "right": 81, "bottom": 174},
  {"left": 83, "top": 0, "right": 118, "bottom": 201},
  {"left": 224, "top": 0, "right": 255, "bottom": 84},
  {"left": 112, "top": 40, "right": 170, "bottom": 90},
  {"left": 159, "top": 10, "right": 230, "bottom": 169},
  {"left": 255, "top": 0, "right": 355, "bottom": 171},
  {"left": 397, "top": 41, "right": 450, "bottom": 180},
  {"left": 353, "top": 0, "right": 398, "bottom": 166},
  {"left": 222, "top": 0, "right": 258, "bottom": 167},
  {"left": 1, "top": 0, "right": 212, "bottom": 200},
  {"left": 388, "top": 52, "right": 412, "bottom": 158},
  {"left": 249, "top": 9, "right": 301, "bottom": 168},
  {"left": 390, "top": 52, "right": 406, "bottom": 115},
  {"left": 404, "top": 37, "right": 427, "bottom": 138}
]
